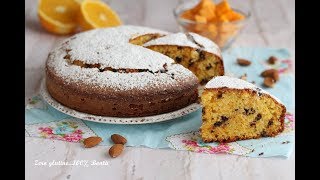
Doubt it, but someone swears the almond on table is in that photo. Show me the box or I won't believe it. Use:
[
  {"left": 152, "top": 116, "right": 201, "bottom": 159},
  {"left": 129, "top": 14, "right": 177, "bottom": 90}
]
[
  {"left": 261, "top": 69, "right": 279, "bottom": 82},
  {"left": 83, "top": 136, "right": 102, "bottom": 148},
  {"left": 237, "top": 58, "right": 251, "bottom": 66},
  {"left": 108, "top": 144, "right": 124, "bottom": 158},
  {"left": 111, "top": 134, "right": 127, "bottom": 145},
  {"left": 263, "top": 77, "right": 275, "bottom": 88},
  {"left": 267, "top": 56, "right": 278, "bottom": 64}
]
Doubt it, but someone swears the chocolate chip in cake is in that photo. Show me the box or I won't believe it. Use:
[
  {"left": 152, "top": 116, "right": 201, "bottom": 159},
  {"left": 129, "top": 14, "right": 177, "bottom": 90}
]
[
  {"left": 163, "top": 63, "right": 168, "bottom": 70},
  {"left": 263, "top": 77, "right": 275, "bottom": 88},
  {"left": 221, "top": 116, "right": 229, "bottom": 122},
  {"left": 188, "top": 61, "right": 194, "bottom": 67},
  {"left": 235, "top": 109, "right": 238, "bottom": 111},
  {"left": 258, "top": 152, "right": 264, "bottom": 156},
  {"left": 244, "top": 108, "right": 249, "bottom": 115},
  {"left": 267, "top": 120, "right": 273, "bottom": 127},
  {"left": 250, "top": 122, "right": 256, "bottom": 127},
  {"left": 206, "top": 63, "right": 212, "bottom": 70},
  {"left": 260, "top": 130, "right": 267, "bottom": 137},
  {"left": 251, "top": 81, "right": 256, "bottom": 84},
  {"left": 200, "top": 79, "right": 208, "bottom": 85},
  {"left": 244, "top": 108, "right": 255, "bottom": 115},
  {"left": 199, "top": 51, "right": 206, "bottom": 60},
  {"left": 213, "top": 116, "right": 229, "bottom": 127},
  {"left": 210, "top": 130, "right": 215, "bottom": 133},
  {"left": 237, "top": 58, "right": 251, "bottom": 66},
  {"left": 213, "top": 121, "right": 223, "bottom": 127},
  {"left": 177, "top": 46, "right": 182, "bottom": 50},
  {"left": 217, "top": 92, "right": 223, "bottom": 99},
  {"left": 175, "top": 57, "right": 182, "bottom": 63},
  {"left": 171, "top": 73, "right": 175, "bottom": 79},
  {"left": 267, "top": 56, "right": 277, "bottom": 64},
  {"left": 255, "top": 113, "right": 262, "bottom": 121},
  {"left": 96, "top": 52, "right": 100, "bottom": 54},
  {"left": 255, "top": 87, "right": 263, "bottom": 96}
]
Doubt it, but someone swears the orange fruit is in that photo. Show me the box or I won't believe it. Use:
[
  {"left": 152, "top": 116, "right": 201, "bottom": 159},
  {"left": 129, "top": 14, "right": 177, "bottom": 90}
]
[
  {"left": 216, "top": 0, "right": 232, "bottom": 16},
  {"left": 38, "top": 0, "right": 80, "bottom": 35},
  {"left": 78, "top": 0, "right": 122, "bottom": 30}
]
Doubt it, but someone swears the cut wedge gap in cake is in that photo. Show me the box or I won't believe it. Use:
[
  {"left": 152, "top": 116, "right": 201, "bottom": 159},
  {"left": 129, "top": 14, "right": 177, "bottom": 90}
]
[
  {"left": 200, "top": 76, "right": 286, "bottom": 143},
  {"left": 129, "top": 33, "right": 165, "bottom": 45}
]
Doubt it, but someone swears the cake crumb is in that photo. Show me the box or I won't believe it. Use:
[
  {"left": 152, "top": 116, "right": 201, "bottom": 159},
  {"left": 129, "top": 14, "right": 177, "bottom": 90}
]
[{"left": 239, "top": 73, "right": 247, "bottom": 81}]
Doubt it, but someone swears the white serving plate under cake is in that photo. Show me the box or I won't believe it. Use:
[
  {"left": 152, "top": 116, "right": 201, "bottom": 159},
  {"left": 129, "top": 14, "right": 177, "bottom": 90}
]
[{"left": 40, "top": 79, "right": 201, "bottom": 124}]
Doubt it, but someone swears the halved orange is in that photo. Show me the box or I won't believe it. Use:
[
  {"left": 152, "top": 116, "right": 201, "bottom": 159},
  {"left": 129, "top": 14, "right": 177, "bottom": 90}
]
[
  {"left": 78, "top": 0, "right": 122, "bottom": 30},
  {"left": 38, "top": 0, "right": 80, "bottom": 35}
]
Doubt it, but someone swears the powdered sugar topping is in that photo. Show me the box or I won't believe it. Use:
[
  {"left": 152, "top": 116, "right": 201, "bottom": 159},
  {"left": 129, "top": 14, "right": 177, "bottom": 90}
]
[
  {"left": 205, "top": 76, "right": 283, "bottom": 104},
  {"left": 47, "top": 25, "right": 197, "bottom": 91},
  {"left": 144, "top": 32, "right": 221, "bottom": 58}
]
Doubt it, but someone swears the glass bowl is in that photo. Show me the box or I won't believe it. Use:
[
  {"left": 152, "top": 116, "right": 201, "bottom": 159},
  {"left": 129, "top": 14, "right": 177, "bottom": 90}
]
[{"left": 173, "top": 1, "right": 250, "bottom": 50}]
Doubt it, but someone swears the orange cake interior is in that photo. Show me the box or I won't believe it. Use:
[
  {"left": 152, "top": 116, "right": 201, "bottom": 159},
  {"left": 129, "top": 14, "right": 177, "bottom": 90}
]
[{"left": 200, "top": 76, "right": 286, "bottom": 143}]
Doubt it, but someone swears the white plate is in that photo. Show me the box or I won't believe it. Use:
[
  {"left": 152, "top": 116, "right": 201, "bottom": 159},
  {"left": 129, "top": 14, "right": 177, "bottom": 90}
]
[{"left": 40, "top": 79, "right": 202, "bottom": 124}]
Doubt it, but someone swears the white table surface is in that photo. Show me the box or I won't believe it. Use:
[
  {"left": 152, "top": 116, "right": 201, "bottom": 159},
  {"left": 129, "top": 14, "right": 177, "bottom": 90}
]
[{"left": 25, "top": 0, "right": 295, "bottom": 179}]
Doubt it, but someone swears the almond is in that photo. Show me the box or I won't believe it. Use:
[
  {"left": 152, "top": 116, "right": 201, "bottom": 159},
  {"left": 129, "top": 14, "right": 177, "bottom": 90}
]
[
  {"left": 267, "top": 56, "right": 277, "bottom": 64},
  {"left": 108, "top": 144, "right": 124, "bottom": 158},
  {"left": 111, "top": 134, "right": 127, "bottom": 144},
  {"left": 263, "top": 77, "right": 275, "bottom": 87},
  {"left": 237, "top": 58, "right": 251, "bottom": 66},
  {"left": 261, "top": 69, "right": 279, "bottom": 81},
  {"left": 83, "top": 136, "right": 102, "bottom": 148}
]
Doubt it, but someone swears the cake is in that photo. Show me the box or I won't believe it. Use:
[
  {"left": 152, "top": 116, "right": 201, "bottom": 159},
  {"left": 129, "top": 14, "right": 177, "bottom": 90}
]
[
  {"left": 144, "top": 32, "right": 224, "bottom": 85},
  {"left": 200, "top": 76, "right": 286, "bottom": 142},
  {"left": 46, "top": 25, "right": 199, "bottom": 117}
]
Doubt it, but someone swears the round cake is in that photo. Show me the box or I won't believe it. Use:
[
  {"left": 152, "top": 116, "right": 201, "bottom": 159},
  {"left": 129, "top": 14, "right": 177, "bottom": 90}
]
[{"left": 46, "top": 25, "right": 200, "bottom": 117}]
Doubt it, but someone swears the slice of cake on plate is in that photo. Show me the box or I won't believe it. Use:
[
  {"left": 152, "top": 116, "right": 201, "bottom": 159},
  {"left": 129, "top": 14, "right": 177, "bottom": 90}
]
[{"left": 200, "top": 76, "right": 286, "bottom": 142}]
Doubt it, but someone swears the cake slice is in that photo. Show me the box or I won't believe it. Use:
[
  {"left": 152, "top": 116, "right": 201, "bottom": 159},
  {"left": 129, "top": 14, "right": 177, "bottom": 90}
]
[
  {"left": 200, "top": 76, "right": 286, "bottom": 143},
  {"left": 143, "top": 32, "right": 224, "bottom": 85}
]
